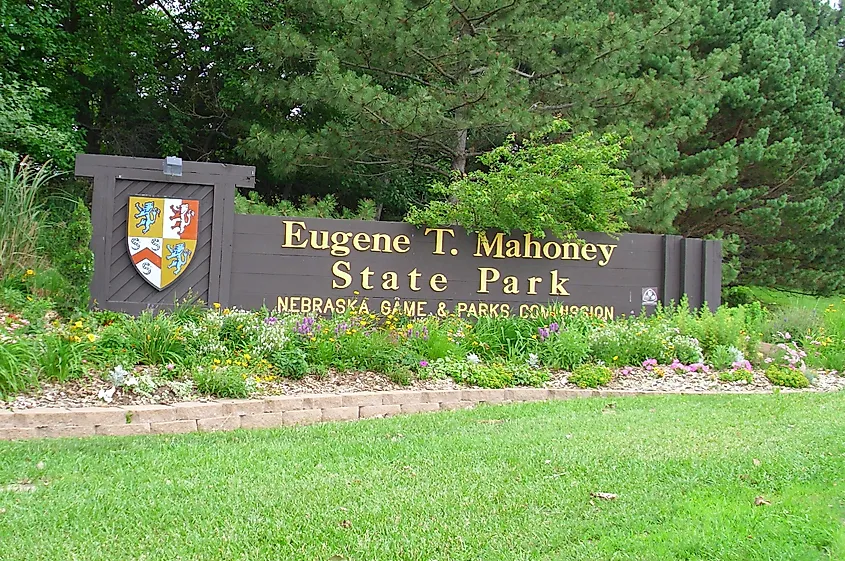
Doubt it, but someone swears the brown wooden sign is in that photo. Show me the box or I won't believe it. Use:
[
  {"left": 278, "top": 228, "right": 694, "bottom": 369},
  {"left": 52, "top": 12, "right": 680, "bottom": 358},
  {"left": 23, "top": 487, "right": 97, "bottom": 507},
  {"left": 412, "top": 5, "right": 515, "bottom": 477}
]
[{"left": 77, "top": 155, "right": 721, "bottom": 318}]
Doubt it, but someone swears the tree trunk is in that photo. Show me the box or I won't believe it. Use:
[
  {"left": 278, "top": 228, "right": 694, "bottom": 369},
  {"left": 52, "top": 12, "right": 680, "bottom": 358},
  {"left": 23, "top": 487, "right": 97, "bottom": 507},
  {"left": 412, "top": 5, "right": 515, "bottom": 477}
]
[{"left": 451, "top": 128, "right": 468, "bottom": 175}]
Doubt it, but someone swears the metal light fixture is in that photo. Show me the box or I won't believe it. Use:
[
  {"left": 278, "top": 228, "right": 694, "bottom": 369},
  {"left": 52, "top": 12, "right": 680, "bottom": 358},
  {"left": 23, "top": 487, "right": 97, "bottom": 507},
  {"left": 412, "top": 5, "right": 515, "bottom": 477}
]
[{"left": 163, "top": 156, "right": 183, "bottom": 177}]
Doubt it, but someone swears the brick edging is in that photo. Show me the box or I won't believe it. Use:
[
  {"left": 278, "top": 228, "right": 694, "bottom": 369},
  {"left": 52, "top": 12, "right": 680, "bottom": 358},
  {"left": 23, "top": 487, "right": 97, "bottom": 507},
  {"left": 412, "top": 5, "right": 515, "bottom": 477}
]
[{"left": 0, "top": 388, "right": 745, "bottom": 440}]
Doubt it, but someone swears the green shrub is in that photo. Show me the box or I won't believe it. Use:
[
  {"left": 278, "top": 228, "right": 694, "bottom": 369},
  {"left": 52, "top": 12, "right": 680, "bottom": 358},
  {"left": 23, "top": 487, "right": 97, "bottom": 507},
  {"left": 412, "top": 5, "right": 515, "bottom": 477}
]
[
  {"left": 764, "top": 366, "right": 810, "bottom": 388},
  {"left": 194, "top": 367, "right": 251, "bottom": 398},
  {"left": 427, "top": 357, "right": 548, "bottom": 388},
  {"left": 235, "top": 191, "right": 377, "bottom": 220},
  {"left": 763, "top": 307, "right": 820, "bottom": 343},
  {"left": 538, "top": 328, "right": 589, "bottom": 370},
  {"left": 387, "top": 366, "right": 413, "bottom": 386},
  {"left": 470, "top": 316, "right": 536, "bottom": 362},
  {"left": 38, "top": 335, "right": 84, "bottom": 381},
  {"left": 719, "top": 369, "right": 753, "bottom": 384},
  {"left": 0, "top": 339, "right": 38, "bottom": 396},
  {"left": 39, "top": 200, "right": 93, "bottom": 311},
  {"left": 709, "top": 345, "right": 742, "bottom": 370},
  {"left": 270, "top": 345, "right": 309, "bottom": 379},
  {"left": 568, "top": 363, "right": 612, "bottom": 388},
  {"left": 723, "top": 286, "right": 757, "bottom": 307},
  {"left": 104, "top": 311, "right": 186, "bottom": 366}
]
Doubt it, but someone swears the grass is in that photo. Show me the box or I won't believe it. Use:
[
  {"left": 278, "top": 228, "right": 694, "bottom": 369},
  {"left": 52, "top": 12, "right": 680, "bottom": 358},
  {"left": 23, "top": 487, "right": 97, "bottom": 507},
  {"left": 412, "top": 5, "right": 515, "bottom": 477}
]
[
  {"left": 1, "top": 394, "right": 844, "bottom": 560},
  {"left": 746, "top": 286, "right": 842, "bottom": 310}
]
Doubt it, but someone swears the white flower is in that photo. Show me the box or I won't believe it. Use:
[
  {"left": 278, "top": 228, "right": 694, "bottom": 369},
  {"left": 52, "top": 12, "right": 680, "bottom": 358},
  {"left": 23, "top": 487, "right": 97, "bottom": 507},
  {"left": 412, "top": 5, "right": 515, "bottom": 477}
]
[
  {"left": 124, "top": 375, "right": 138, "bottom": 387},
  {"left": 466, "top": 353, "right": 480, "bottom": 364},
  {"left": 97, "top": 387, "right": 116, "bottom": 403}
]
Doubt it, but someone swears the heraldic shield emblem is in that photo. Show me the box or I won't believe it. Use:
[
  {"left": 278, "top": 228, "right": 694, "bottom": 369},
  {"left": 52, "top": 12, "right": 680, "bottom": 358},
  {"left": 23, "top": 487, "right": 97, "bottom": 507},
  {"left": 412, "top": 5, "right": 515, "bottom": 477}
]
[{"left": 127, "top": 196, "right": 199, "bottom": 290}]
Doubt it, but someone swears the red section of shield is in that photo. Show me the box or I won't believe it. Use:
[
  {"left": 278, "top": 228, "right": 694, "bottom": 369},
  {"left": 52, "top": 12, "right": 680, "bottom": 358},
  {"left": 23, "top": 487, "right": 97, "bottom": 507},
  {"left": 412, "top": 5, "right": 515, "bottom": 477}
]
[
  {"left": 180, "top": 200, "right": 200, "bottom": 240},
  {"left": 131, "top": 248, "right": 162, "bottom": 268}
]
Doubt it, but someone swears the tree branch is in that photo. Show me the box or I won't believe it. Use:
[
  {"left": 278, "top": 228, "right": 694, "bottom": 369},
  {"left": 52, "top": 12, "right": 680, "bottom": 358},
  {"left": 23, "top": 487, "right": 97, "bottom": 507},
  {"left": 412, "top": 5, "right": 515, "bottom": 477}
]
[
  {"left": 340, "top": 60, "right": 436, "bottom": 87},
  {"left": 411, "top": 48, "right": 457, "bottom": 83},
  {"left": 451, "top": 2, "right": 478, "bottom": 36},
  {"left": 469, "top": 0, "right": 517, "bottom": 25}
]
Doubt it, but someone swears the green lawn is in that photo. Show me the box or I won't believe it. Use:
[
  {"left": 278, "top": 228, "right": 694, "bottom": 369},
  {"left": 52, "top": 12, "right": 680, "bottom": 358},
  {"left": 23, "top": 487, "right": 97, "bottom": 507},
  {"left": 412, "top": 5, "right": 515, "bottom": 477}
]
[
  {"left": 746, "top": 286, "right": 842, "bottom": 310},
  {"left": 1, "top": 394, "right": 844, "bottom": 560}
]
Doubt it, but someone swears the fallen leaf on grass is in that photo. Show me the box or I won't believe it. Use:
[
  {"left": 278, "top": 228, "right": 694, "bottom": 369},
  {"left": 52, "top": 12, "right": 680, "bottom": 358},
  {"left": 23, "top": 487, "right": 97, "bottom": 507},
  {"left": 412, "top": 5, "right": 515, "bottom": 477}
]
[
  {"left": 339, "top": 520, "right": 352, "bottom": 529},
  {"left": 590, "top": 492, "right": 618, "bottom": 500},
  {"left": 754, "top": 496, "right": 771, "bottom": 506},
  {"left": 3, "top": 481, "right": 36, "bottom": 493}
]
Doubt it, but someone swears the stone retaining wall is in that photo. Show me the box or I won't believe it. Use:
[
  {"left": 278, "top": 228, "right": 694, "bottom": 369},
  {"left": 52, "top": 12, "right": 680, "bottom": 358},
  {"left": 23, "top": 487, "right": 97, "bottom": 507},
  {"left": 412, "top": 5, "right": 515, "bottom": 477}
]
[{"left": 0, "top": 388, "right": 726, "bottom": 440}]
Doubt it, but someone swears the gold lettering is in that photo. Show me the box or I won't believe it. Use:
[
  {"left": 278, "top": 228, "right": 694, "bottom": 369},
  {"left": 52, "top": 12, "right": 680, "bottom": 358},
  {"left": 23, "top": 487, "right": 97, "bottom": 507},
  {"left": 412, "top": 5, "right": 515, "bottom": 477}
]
[
  {"left": 372, "top": 233, "right": 392, "bottom": 253},
  {"left": 323, "top": 298, "right": 334, "bottom": 315},
  {"left": 503, "top": 275, "right": 519, "bottom": 294},
  {"left": 361, "top": 266, "right": 375, "bottom": 290},
  {"left": 505, "top": 239, "right": 521, "bottom": 258},
  {"left": 311, "top": 297, "right": 323, "bottom": 315},
  {"left": 309, "top": 230, "right": 329, "bottom": 250},
  {"left": 330, "top": 232, "right": 352, "bottom": 256},
  {"left": 523, "top": 233, "right": 542, "bottom": 259},
  {"left": 277, "top": 296, "right": 288, "bottom": 313},
  {"left": 478, "top": 267, "right": 501, "bottom": 293},
  {"left": 475, "top": 233, "right": 505, "bottom": 258},
  {"left": 282, "top": 220, "right": 308, "bottom": 249},
  {"left": 352, "top": 232, "right": 371, "bottom": 252},
  {"left": 598, "top": 244, "right": 616, "bottom": 266},
  {"left": 581, "top": 243, "right": 597, "bottom": 261},
  {"left": 331, "top": 261, "right": 352, "bottom": 289},
  {"left": 393, "top": 235, "right": 411, "bottom": 253},
  {"left": 425, "top": 228, "right": 455, "bottom": 255},
  {"left": 543, "top": 241, "right": 562, "bottom": 260},
  {"left": 549, "top": 270, "right": 570, "bottom": 296},
  {"left": 382, "top": 271, "right": 399, "bottom": 290},
  {"left": 408, "top": 268, "right": 422, "bottom": 291},
  {"left": 561, "top": 242, "right": 580, "bottom": 260},
  {"left": 301, "top": 297, "right": 311, "bottom": 314},
  {"left": 527, "top": 276, "right": 542, "bottom": 295},
  {"left": 430, "top": 273, "right": 448, "bottom": 292}
]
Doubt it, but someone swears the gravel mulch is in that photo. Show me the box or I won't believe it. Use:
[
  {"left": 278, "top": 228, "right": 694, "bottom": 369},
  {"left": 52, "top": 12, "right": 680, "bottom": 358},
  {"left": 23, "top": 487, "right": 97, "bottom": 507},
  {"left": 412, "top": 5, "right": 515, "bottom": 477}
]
[{"left": 3, "top": 367, "right": 843, "bottom": 410}]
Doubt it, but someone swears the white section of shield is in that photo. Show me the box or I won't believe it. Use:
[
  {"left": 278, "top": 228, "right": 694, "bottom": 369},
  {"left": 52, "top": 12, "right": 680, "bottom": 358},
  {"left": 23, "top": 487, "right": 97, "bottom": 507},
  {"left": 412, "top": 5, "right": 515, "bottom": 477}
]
[
  {"left": 128, "top": 236, "right": 164, "bottom": 257},
  {"left": 163, "top": 198, "right": 185, "bottom": 239},
  {"left": 135, "top": 258, "right": 162, "bottom": 288}
]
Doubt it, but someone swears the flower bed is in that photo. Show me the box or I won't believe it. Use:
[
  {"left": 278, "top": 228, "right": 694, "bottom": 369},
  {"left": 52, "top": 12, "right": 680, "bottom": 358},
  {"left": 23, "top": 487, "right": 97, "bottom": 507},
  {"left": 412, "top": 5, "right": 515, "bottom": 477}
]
[{"left": 2, "top": 289, "right": 844, "bottom": 410}]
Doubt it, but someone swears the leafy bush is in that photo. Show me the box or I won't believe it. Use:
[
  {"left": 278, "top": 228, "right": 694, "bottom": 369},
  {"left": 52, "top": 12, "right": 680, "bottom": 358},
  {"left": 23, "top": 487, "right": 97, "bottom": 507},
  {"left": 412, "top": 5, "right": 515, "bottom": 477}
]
[
  {"left": 709, "top": 345, "right": 743, "bottom": 370},
  {"left": 537, "top": 328, "right": 589, "bottom": 370},
  {"left": 723, "top": 286, "right": 757, "bottom": 307},
  {"left": 406, "top": 119, "right": 639, "bottom": 240},
  {"left": 763, "top": 307, "right": 820, "bottom": 343},
  {"left": 428, "top": 356, "right": 548, "bottom": 388},
  {"left": 719, "top": 369, "right": 753, "bottom": 384},
  {"left": 235, "top": 191, "right": 377, "bottom": 220},
  {"left": 106, "top": 311, "right": 186, "bottom": 366},
  {"left": 38, "top": 335, "right": 84, "bottom": 381},
  {"left": 194, "top": 367, "right": 252, "bottom": 398},
  {"left": 38, "top": 200, "right": 94, "bottom": 311},
  {"left": 269, "top": 345, "right": 309, "bottom": 379},
  {"left": 764, "top": 366, "right": 810, "bottom": 388},
  {"left": 568, "top": 363, "right": 612, "bottom": 388},
  {"left": 0, "top": 339, "right": 37, "bottom": 396}
]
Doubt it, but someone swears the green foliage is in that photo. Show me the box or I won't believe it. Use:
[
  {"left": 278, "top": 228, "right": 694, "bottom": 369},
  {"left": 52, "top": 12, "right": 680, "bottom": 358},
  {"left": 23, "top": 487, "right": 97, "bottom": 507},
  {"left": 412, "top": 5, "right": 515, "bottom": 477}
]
[
  {"left": 407, "top": 120, "right": 638, "bottom": 239},
  {"left": 194, "top": 367, "right": 252, "bottom": 399},
  {"left": 723, "top": 286, "right": 757, "bottom": 308},
  {"left": 568, "top": 364, "right": 613, "bottom": 389},
  {"left": 0, "top": 339, "right": 37, "bottom": 396},
  {"left": 763, "top": 307, "right": 821, "bottom": 343},
  {"left": 709, "top": 345, "right": 743, "bottom": 371},
  {"left": 719, "top": 369, "right": 754, "bottom": 384},
  {"left": 37, "top": 335, "right": 84, "bottom": 382},
  {"left": 537, "top": 329, "right": 590, "bottom": 371},
  {"left": 37, "top": 200, "right": 94, "bottom": 311},
  {"left": 235, "top": 191, "right": 377, "bottom": 220},
  {"left": 764, "top": 365, "right": 810, "bottom": 389},
  {"left": 0, "top": 158, "right": 58, "bottom": 276},
  {"left": 269, "top": 345, "right": 309, "bottom": 380},
  {"left": 386, "top": 366, "right": 413, "bottom": 387},
  {"left": 0, "top": 79, "right": 82, "bottom": 168},
  {"left": 105, "top": 311, "right": 186, "bottom": 366},
  {"left": 428, "top": 357, "right": 548, "bottom": 388}
]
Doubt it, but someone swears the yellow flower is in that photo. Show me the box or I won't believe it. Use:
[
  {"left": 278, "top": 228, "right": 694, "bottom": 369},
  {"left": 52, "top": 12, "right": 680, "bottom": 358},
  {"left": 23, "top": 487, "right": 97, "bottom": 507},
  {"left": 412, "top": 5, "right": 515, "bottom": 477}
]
[
  {"left": 226, "top": 359, "right": 232, "bottom": 365},
  {"left": 243, "top": 353, "right": 251, "bottom": 361},
  {"left": 213, "top": 358, "right": 221, "bottom": 364},
  {"left": 213, "top": 302, "right": 221, "bottom": 309},
  {"left": 73, "top": 320, "right": 83, "bottom": 329},
  {"left": 613, "top": 356, "right": 618, "bottom": 361},
  {"left": 25, "top": 269, "right": 34, "bottom": 276},
  {"left": 86, "top": 333, "right": 96, "bottom": 343}
]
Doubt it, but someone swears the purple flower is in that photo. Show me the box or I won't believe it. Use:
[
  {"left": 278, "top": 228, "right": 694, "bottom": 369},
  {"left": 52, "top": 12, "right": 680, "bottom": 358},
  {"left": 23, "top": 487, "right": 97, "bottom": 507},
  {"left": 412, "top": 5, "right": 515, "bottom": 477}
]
[
  {"left": 419, "top": 360, "right": 429, "bottom": 368},
  {"left": 620, "top": 367, "right": 634, "bottom": 376},
  {"left": 538, "top": 327, "right": 550, "bottom": 340},
  {"left": 732, "top": 359, "right": 753, "bottom": 372},
  {"left": 669, "top": 359, "right": 686, "bottom": 371},
  {"left": 549, "top": 322, "right": 560, "bottom": 333},
  {"left": 165, "top": 363, "right": 175, "bottom": 371},
  {"left": 264, "top": 316, "right": 278, "bottom": 326}
]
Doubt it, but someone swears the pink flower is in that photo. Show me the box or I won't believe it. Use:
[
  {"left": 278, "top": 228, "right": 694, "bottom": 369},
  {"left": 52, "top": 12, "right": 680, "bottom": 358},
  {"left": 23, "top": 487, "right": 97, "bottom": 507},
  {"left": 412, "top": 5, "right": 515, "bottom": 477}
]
[
  {"left": 419, "top": 360, "right": 429, "bottom": 368},
  {"left": 642, "top": 358, "right": 658, "bottom": 371},
  {"left": 620, "top": 367, "right": 634, "bottom": 376},
  {"left": 732, "top": 359, "right": 753, "bottom": 372},
  {"left": 166, "top": 363, "right": 175, "bottom": 371},
  {"left": 669, "top": 359, "right": 686, "bottom": 371}
]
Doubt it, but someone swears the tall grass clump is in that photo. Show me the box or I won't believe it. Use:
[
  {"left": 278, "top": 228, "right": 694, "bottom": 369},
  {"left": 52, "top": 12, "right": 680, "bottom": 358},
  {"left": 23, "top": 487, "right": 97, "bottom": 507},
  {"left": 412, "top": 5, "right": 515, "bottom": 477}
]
[{"left": 0, "top": 158, "right": 59, "bottom": 276}]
